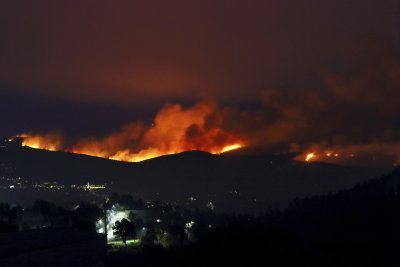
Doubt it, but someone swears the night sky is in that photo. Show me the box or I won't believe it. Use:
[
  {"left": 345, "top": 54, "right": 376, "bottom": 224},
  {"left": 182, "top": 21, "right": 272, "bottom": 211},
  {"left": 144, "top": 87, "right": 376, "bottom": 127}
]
[{"left": 1, "top": 0, "right": 400, "bottom": 164}]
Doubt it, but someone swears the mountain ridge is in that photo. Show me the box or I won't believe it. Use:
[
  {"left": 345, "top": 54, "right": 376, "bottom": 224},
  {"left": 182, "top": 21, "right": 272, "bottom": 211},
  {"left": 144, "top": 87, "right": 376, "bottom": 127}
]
[{"left": 0, "top": 146, "right": 388, "bottom": 212}]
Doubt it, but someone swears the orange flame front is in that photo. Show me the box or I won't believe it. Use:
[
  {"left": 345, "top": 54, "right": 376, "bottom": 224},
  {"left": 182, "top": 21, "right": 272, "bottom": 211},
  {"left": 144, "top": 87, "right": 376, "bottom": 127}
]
[
  {"left": 305, "top": 152, "right": 315, "bottom": 162},
  {"left": 17, "top": 133, "right": 63, "bottom": 152},
  {"left": 16, "top": 101, "right": 245, "bottom": 162}
]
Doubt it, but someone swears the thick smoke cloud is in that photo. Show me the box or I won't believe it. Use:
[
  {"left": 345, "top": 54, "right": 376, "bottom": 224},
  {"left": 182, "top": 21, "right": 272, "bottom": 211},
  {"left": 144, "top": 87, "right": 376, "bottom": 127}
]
[
  {"left": 1, "top": 0, "right": 399, "bottom": 104},
  {"left": 3, "top": 1, "right": 400, "bottom": 166},
  {"left": 250, "top": 41, "right": 400, "bottom": 165},
  {"left": 18, "top": 39, "right": 400, "bottom": 166}
]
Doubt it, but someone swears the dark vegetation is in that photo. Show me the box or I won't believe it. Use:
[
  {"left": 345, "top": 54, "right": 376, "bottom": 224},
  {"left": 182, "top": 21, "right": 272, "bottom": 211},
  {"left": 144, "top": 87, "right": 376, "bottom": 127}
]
[
  {"left": 0, "top": 146, "right": 384, "bottom": 212},
  {"left": 113, "top": 218, "right": 136, "bottom": 247},
  {"left": 0, "top": 166, "right": 398, "bottom": 266},
  {"left": 107, "top": 168, "right": 400, "bottom": 267}
]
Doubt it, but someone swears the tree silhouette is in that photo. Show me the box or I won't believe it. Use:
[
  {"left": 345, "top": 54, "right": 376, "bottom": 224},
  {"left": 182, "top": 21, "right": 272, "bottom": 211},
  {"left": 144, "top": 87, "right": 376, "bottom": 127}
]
[
  {"left": 72, "top": 201, "right": 102, "bottom": 232},
  {"left": 113, "top": 218, "right": 136, "bottom": 247},
  {"left": 128, "top": 211, "right": 144, "bottom": 230}
]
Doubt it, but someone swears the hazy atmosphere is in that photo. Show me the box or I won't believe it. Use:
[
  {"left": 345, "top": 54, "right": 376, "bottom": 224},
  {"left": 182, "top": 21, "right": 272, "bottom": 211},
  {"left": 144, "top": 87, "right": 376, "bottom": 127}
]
[
  {"left": 0, "top": 1, "right": 399, "bottom": 266},
  {"left": 2, "top": 0, "right": 400, "bottom": 166}
]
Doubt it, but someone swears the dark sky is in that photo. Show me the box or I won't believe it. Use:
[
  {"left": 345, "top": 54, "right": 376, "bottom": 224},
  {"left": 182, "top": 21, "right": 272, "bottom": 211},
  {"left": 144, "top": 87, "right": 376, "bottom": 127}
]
[
  {"left": 1, "top": 0, "right": 399, "bottom": 103},
  {"left": 1, "top": 0, "right": 400, "bottom": 161}
]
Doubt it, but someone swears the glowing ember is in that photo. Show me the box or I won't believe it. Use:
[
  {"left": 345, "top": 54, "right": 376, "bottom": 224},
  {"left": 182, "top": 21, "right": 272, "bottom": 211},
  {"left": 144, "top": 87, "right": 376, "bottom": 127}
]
[
  {"left": 220, "top": 143, "right": 242, "bottom": 153},
  {"left": 108, "top": 149, "right": 166, "bottom": 162},
  {"left": 305, "top": 152, "right": 315, "bottom": 162},
  {"left": 212, "top": 144, "right": 243, "bottom": 155}
]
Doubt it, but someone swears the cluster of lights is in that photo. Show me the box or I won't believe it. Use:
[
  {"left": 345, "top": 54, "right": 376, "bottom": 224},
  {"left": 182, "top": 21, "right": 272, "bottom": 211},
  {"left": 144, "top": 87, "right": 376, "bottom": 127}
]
[
  {"left": 33, "top": 181, "right": 64, "bottom": 190},
  {"left": 0, "top": 176, "right": 26, "bottom": 189},
  {"left": 70, "top": 182, "right": 107, "bottom": 191},
  {"left": 188, "top": 196, "right": 197, "bottom": 202},
  {"left": 185, "top": 221, "right": 195, "bottom": 229}
]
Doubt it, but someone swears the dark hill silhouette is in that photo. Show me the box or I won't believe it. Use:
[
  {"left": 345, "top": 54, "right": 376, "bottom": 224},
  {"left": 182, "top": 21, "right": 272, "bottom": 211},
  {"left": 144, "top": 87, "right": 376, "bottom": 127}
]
[
  {"left": 0, "top": 146, "right": 387, "bottom": 212},
  {"left": 109, "top": 169, "right": 400, "bottom": 267}
]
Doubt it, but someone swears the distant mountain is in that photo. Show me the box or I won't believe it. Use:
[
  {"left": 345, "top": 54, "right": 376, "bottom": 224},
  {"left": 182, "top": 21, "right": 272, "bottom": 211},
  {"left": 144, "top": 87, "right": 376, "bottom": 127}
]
[{"left": 0, "top": 146, "right": 388, "bottom": 212}]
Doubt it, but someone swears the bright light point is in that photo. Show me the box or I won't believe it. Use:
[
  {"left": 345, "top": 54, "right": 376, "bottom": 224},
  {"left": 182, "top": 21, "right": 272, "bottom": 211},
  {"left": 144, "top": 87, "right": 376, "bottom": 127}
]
[
  {"left": 185, "top": 221, "right": 195, "bottom": 229},
  {"left": 305, "top": 153, "right": 315, "bottom": 162}
]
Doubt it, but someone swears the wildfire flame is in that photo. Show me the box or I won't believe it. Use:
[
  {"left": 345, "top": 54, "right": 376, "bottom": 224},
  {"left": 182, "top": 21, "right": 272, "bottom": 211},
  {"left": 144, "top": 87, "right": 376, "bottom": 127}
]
[
  {"left": 217, "top": 144, "right": 243, "bottom": 154},
  {"left": 15, "top": 101, "right": 245, "bottom": 162},
  {"left": 296, "top": 145, "right": 398, "bottom": 167},
  {"left": 303, "top": 151, "right": 342, "bottom": 163},
  {"left": 305, "top": 152, "right": 315, "bottom": 162},
  {"left": 17, "top": 133, "right": 63, "bottom": 152}
]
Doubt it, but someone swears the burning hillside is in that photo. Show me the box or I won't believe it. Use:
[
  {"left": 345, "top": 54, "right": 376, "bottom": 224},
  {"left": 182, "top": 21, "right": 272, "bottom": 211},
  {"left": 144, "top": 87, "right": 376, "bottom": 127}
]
[
  {"left": 11, "top": 54, "right": 400, "bottom": 169},
  {"left": 296, "top": 142, "right": 400, "bottom": 167},
  {"left": 15, "top": 101, "right": 245, "bottom": 162}
]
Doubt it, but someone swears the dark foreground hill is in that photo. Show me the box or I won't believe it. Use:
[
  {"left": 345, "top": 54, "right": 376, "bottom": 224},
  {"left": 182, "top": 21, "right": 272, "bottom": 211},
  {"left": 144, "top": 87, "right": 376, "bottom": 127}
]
[
  {"left": 109, "top": 169, "right": 400, "bottom": 267},
  {"left": 0, "top": 146, "right": 387, "bottom": 212}
]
